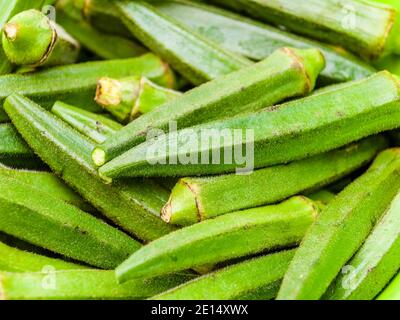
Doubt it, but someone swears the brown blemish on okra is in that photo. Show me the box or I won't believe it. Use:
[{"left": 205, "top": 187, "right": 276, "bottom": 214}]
[{"left": 3, "top": 24, "right": 18, "bottom": 41}]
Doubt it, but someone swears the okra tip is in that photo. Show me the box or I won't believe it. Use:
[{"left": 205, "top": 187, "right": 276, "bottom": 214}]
[
  {"left": 92, "top": 147, "right": 107, "bottom": 167},
  {"left": 95, "top": 77, "right": 123, "bottom": 108}
]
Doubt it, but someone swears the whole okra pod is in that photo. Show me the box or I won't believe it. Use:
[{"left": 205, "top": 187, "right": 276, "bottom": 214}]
[
  {"left": 5, "top": 94, "right": 175, "bottom": 242},
  {"left": 205, "top": 0, "right": 400, "bottom": 60},
  {"left": 93, "top": 47, "right": 325, "bottom": 166},
  {"left": 99, "top": 71, "right": 400, "bottom": 179},
  {"left": 163, "top": 136, "right": 388, "bottom": 226},
  {"left": 2, "top": 9, "right": 81, "bottom": 67},
  {"left": 95, "top": 76, "right": 182, "bottom": 123},
  {"left": 116, "top": 196, "right": 318, "bottom": 283},
  {"left": 0, "top": 270, "right": 195, "bottom": 300},
  {"left": 116, "top": 0, "right": 251, "bottom": 85},
  {"left": 152, "top": 250, "right": 295, "bottom": 300},
  {"left": 154, "top": 0, "right": 375, "bottom": 84},
  {"left": 0, "top": 174, "right": 141, "bottom": 269},
  {"left": 52, "top": 101, "right": 123, "bottom": 144},
  {"left": 277, "top": 148, "right": 400, "bottom": 300}
]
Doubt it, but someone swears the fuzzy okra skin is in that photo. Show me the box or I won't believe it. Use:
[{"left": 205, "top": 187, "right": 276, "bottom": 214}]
[
  {"left": 96, "top": 76, "right": 182, "bottom": 123},
  {"left": 94, "top": 47, "right": 325, "bottom": 166},
  {"left": 204, "top": 0, "right": 400, "bottom": 60},
  {"left": 0, "top": 174, "right": 141, "bottom": 269},
  {"left": 4, "top": 94, "right": 175, "bottom": 242},
  {"left": 162, "top": 136, "right": 388, "bottom": 226},
  {"left": 116, "top": 0, "right": 252, "bottom": 86},
  {"left": 0, "top": 241, "right": 85, "bottom": 273},
  {"left": 52, "top": 101, "right": 123, "bottom": 144},
  {"left": 0, "top": 123, "right": 35, "bottom": 160},
  {"left": 324, "top": 191, "right": 400, "bottom": 300},
  {"left": 100, "top": 71, "right": 400, "bottom": 178},
  {"left": 377, "top": 272, "right": 400, "bottom": 300},
  {"left": 0, "top": 270, "right": 195, "bottom": 300},
  {"left": 116, "top": 196, "right": 318, "bottom": 283},
  {"left": 152, "top": 249, "right": 295, "bottom": 300},
  {"left": 154, "top": 0, "right": 375, "bottom": 84},
  {"left": 0, "top": 53, "right": 176, "bottom": 122},
  {"left": 277, "top": 148, "right": 400, "bottom": 300}
]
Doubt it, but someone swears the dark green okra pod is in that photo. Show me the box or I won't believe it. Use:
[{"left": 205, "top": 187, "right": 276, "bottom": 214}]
[
  {"left": 152, "top": 249, "right": 295, "bottom": 300},
  {"left": 277, "top": 148, "right": 400, "bottom": 300},
  {"left": 0, "top": 123, "right": 35, "bottom": 160},
  {"left": 154, "top": 0, "right": 375, "bottom": 84},
  {"left": 99, "top": 71, "right": 400, "bottom": 178},
  {"left": 5, "top": 94, "right": 175, "bottom": 242},
  {"left": 93, "top": 47, "right": 325, "bottom": 166},
  {"left": 162, "top": 136, "right": 387, "bottom": 226},
  {"left": 52, "top": 101, "right": 123, "bottom": 144},
  {"left": 116, "top": 196, "right": 318, "bottom": 283}
]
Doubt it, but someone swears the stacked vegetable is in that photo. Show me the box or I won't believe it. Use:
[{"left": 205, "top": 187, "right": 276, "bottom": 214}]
[{"left": 1, "top": 0, "right": 400, "bottom": 300}]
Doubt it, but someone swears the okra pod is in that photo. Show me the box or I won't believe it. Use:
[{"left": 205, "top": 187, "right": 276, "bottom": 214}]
[
  {"left": 100, "top": 71, "right": 400, "bottom": 178},
  {"left": 94, "top": 47, "right": 325, "bottom": 166},
  {"left": 0, "top": 53, "right": 176, "bottom": 122},
  {"left": 96, "top": 76, "right": 182, "bottom": 123},
  {"left": 0, "top": 241, "right": 85, "bottom": 272},
  {"left": 152, "top": 249, "right": 295, "bottom": 300},
  {"left": 163, "top": 136, "right": 387, "bottom": 226},
  {"left": 277, "top": 148, "right": 400, "bottom": 300},
  {"left": 377, "top": 272, "right": 400, "bottom": 300},
  {"left": 0, "top": 174, "right": 141, "bottom": 269},
  {"left": 116, "top": 196, "right": 318, "bottom": 283},
  {"left": 324, "top": 191, "right": 400, "bottom": 300},
  {"left": 306, "top": 190, "right": 336, "bottom": 211},
  {"left": 116, "top": 1, "right": 252, "bottom": 85},
  {"left": 0, "top": 270, "right": 195, "bottom": 300},
  {"left": 154, "top": 0, "right": 375, "bottom": 84},
  {"left": 0, "top": 123, "right": 35, "bottom": 160},
  {"left": 205, "top": 0, "right": 400, "bottom": 60},
  {"left": 52, "top": 101, "right": 123, "bottom": 144},
  {"left": 5, "top": 94, "right": 175, "bottom": 242},
  {"left": 2, "top": 9, "right": 81, "bottom": 67}
]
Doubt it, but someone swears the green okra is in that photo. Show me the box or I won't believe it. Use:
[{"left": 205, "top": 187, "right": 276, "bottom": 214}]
[
  {"left": 116, "top": 0, "right": 252, "bottom": 85},
  {"left": 0, "top": 174, "right": 141, "bottom": 269},
  {"left": 0, "top": 164, "right": 92, "bottom": 212},
  {"left": 377, "top": 272, "right": 400, "bottom": 300},
  {"left": 0, "top": 270, "right": 195, "bottom": 300},
  {"left": 277, "top": 148, "right": 400, "bottom": 300},
  {"left": 0, "top": 241, "right": 85, "bottom": 272},
  {"left": 5, "top": 94, "right": 175, "bottom": 242},
  {"left": 100, "top": 71, "right": 400, "bottom": 178},
  {"left": 93, "top": 47, "right": 325, "bottom": 166},
  {"left": 0, "top": 53, "right": 176, "bottom": 122},
  {"left": 52, "top": 101, "right": 123, "bottom": 144},
  {"left": 152, "top": 249, "right": 295, "bottom": 300},
  {"left": 57, "top": 10, "right": 146, "bottom": 60},
  {"left": 162, "top": 137, "right": 387, "bottom": 226},
  {"left": 2, "top": 9, "right": 81, "bottom": 67},
  {"left": 116, "top": 196, "right": 318, "bottom": 283},
  {"left": 324, "top": 191, "right": 400, "bottom": 300},
  {"left": 0, "top": 123, "right": 35, "bottom": 160},
  {"left": 374, "top": 54, "right": 400, "bottom": 76},
  {"left": 154, "top": 0, "right": 375, "bottom": 84},
  {"left": 204, "top": 0, "right": 400, "bottom": 60},
  {"left": 306, "top": 190, "right": 336, "bottom": 211},
  {"left": 95, "top": 76, "right": 182, "bottom": 123}
]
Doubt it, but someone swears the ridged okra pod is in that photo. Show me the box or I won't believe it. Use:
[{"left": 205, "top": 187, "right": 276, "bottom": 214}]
[
  {"left": 0, "top": 270, "right": 195, "bottom": 300},
  {"left": 4, "top": 94, "right": 175, "bottom": 242},
  {"left": 0, "top": 174, "right": 141, "bottom": 269},
  {"left": 2, "top": 9, "right": 80, "bottom": 67},
  {"left": 100, "top": 71, "right": 400, "bottom": 178},
  {"left": 377, "top": 272, "right": 400, "bottom": 300},
  {"left": 324, "top": 191, "right": 400, "bottom": 300},
  {"left": 96, "top": 76, "right": 182, "bottom": 123},
  {"left": 154, "top": 0, "right": 375, "bottom": 84},
  {"left": 162, "top": 136, "right": 388, "bottom": 226},
  {"left": 0, "top": 53, "right": 176, "bottom": 122},
  {"left": 52, "top": 101, "right": 123, "bottom": 144},
  {"left": 116, "top": 0, "right": 251, "bottom": 85},
  {"left": 116, "top": 196, "right": 318, "bottom": 283},
  {"left": 93, "top": 47, "right": 325, "bottom": 166},
  {"left": 152, "top": 249, "right": 295, "bottom": 300},
  {"left": 277, "top": 148, "right": 400, "bottom": 300},
  {"left": 0, "top": 241, "right": 85, "bottom": 272},
  {"left": 0, "top": 123, "right": 35, "bottom": 161},
  {"left": 205, "top": 0, "right": 400, "bottom": 60}
]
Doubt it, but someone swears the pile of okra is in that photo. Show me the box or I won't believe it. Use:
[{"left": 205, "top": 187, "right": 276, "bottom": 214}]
[{"left": 1, "top": 0, "right": 400, "bottom": 301}]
